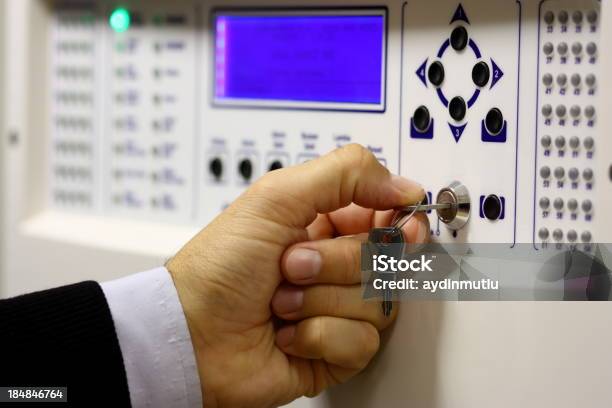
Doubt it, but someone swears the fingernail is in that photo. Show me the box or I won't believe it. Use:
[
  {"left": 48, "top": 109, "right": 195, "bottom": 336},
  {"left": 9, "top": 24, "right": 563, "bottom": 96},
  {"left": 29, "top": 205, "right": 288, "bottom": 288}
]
[
  {"left": 272, "top": 286, "right": 304, "bottom": 315},
  {"left": 391, "top": 175, "right": 425, "bottom": 201},
  {"left": 286, "top": 248, "right": 322, "bottom": 281},
  {"left": 276, "top": 325, "right": 296, "bottom": 348}
]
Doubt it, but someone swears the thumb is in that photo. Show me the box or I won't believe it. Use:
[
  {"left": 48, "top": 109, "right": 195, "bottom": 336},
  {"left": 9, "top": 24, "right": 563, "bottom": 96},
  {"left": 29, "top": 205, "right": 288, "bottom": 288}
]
[{"left": 246, "top": 144, "right": 425, "bottom": 228}]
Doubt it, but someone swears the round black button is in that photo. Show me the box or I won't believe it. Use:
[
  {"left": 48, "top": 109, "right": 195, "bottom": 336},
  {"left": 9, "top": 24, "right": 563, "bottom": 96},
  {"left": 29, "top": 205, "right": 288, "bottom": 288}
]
[
  {"left": 472, "top": 61, "right": 490, "bottom": 87},
  {"left": 482, "top": 195, "right": 502, "bottom": 220},
  {"left": 450, "top": 26, "right": 469, "bottom": 51},
  {"left": 449, "top": 97, "right": 466, "bottom": 122},
  {"left": 238, "top": 159, "right": 253, "bottom": 181},
  {"left": 428, "top": 61, "right": 445, "bottom": 87},
  {"left": 268, "top": 160, "right": 283, "bottom": 172},
  {"left": 209, "top": 157, "right": 223, "bottom": 181},
  {"left": 485, "top": 108, "right": 504, "bottom": 135},
  {"left": 413, "top": 105, "right": 431, "bottom": 132}
]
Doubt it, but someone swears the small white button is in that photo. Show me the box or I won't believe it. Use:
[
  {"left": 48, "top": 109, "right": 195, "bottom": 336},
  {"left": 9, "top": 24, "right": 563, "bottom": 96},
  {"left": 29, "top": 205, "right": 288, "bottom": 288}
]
[
  {"left": 569, "top": 136, "right": 580, "bottom": 150},
  {"left": 543, "top": 42, "right": 554, "bottom": 56},
  {"left": 585, "top": 74, "right": 596, "bottom": 88},
  {"left": 584, "top": 105, "right": 596, "bottom": 119},
  {"left": 557, "top": 42, "right": 568, "bottom": 55},
  {"left": 544, "top": 11, "right": 555, "bottom": 25},
  {"left": 555, "top": 105, "right": 567, "bottom": 118},
  {"left": 555, "top": 136, "right": 566, "bottom": 149},
  {"left": 581, "top": 199, "right": 593, "bottom": 213},
  {"left": 569, "top": 105, "right": 581, "bottom": 118},
  {"left": 581, "top": 231, "right": 592, "bottom": 243},
  {"left": 586, "top": 42, "right": 597, "bottom": 56},
  {"left": 568, "top": 168, "right": 580, "bottom": 181}
]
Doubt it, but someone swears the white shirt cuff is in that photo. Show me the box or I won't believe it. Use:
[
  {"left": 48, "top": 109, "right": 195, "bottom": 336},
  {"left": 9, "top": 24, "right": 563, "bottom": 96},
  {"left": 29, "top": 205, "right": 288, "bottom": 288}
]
[{"left": 101, "top": 267, "right": 202, "bottom": 408}]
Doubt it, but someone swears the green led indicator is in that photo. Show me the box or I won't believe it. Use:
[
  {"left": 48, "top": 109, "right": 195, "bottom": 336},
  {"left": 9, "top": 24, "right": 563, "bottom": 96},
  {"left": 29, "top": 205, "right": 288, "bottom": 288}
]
[{"left": 109, "top": 8, "right": 131, "bottom": 33}]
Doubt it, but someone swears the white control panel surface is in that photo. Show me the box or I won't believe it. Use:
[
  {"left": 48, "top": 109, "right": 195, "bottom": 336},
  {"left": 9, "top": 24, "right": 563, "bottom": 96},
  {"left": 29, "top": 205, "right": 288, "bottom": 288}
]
[{"left": 42, "top": 0, "right": 610, "bottom": 246}]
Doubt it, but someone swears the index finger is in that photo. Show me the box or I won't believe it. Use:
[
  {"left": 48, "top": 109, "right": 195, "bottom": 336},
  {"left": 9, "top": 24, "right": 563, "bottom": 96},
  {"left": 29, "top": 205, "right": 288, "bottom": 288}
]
[{"left": 249, "top": 144, "right": 425, "bottom": 229}]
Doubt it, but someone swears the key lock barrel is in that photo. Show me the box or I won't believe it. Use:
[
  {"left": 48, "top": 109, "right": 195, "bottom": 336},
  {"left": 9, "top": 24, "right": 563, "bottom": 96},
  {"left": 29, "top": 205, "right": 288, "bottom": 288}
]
[
  {"left": 435, "top": 181, "right": 471, "bottom": 230},
  {"left": 396, "top": 181, "right": 471, "bottom": 231}
]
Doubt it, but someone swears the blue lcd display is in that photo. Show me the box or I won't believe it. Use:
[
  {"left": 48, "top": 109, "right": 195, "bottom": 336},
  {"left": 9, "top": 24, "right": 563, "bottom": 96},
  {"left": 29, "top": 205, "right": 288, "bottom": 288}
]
[{"left": 214, "top": 12, "right": 386, "bottom": 108}]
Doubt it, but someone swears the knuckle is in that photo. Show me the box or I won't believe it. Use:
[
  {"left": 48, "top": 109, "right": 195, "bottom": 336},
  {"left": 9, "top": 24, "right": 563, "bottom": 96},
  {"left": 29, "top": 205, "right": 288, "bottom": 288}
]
[
  {"left": 338, "top": 143, "right": 375, "bottom": 169},
  {"left": 338, "top": 240, "right": 359, "bottom": 285},
  {"left": 324, "top": 285, "right": 342, "bottom": 316},
  {"left": 301, "top": 318, "right": 324, "bottom": 355},
  {"left": 251, "top": 170, "right": 279, "bottom": 192},
  {"left": 359, "top": 323, "right": 380, "bottom": 366},
  {"left": 346, "top": 240, "right": 361, "bottom": 284}
]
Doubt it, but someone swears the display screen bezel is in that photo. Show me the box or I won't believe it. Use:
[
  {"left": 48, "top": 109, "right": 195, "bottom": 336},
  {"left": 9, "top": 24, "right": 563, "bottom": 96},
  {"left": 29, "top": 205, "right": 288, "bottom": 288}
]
[{"left": 211, "top": 7, "right": 388, "bottom": 112}]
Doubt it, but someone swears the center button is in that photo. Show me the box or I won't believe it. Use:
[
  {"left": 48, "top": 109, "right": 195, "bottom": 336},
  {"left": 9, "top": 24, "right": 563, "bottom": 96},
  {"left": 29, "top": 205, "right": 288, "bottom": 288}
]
[{"left": 449, "top": 97, "right": 467, "bottom": 122}]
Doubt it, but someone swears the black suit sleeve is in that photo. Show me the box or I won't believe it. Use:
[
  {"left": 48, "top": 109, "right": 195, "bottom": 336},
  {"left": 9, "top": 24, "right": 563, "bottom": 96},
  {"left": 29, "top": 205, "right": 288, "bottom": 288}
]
[{"left": 0, "top": 281, "right": 131, "bottom": 407}]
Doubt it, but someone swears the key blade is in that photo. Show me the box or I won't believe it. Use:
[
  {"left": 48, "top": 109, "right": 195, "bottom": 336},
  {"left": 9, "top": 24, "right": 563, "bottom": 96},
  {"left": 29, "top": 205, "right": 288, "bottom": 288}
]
[
  {"left": 399, "top": 203, "right": 455, "bottom": 212},
  {"left": 382, "top": 300, "right": 392, "bottom": 317}
]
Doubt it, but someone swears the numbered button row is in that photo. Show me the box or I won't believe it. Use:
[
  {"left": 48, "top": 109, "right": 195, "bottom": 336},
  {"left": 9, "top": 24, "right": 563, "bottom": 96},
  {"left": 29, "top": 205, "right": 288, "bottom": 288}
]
[
  {"left": 58, "top": 15, "right": 96, "bottom": 28},
  {"left": 55, "top": 41, "right": 94, "bottom": 54},
  {"left": 543, "top": 10, "right": 598, "bottom": 26},
  {"left": 55, "top": 141, "right": 92, "bottom": 155},
  {"left": 542, "top": 73, "right": 596, "bottom": 89},
  {"left": 54, "top": 165, "right": 92, "bottom": 180},
  {"left": 542, "top": 41, "right": 597, "bottom": 57},
  {"left": 540, "top": 135, "right": 594, "bottom": 151},
  {"left": 53, "top": 190, "right": 93, "bottom": 205},
  {"left": 539, "top": 166, "right": 594, "bottom": 182},
  {"left": 55, "top": 116, "right": 93, "bottom": 130},
  {"left": 539, "top": 196, "right": 593, "bottom": 213},
  {"left": 541, "top": 104, "right": 595, "bottom": 119},
  {"left": 56, "top": 66, "right": 94, "bottom": 80},
  {"left": 55, "top": 91, "right": 94, "bottom": 105},
  {"left": 538, "top": 227, "right": 592, "bottom": 243}
]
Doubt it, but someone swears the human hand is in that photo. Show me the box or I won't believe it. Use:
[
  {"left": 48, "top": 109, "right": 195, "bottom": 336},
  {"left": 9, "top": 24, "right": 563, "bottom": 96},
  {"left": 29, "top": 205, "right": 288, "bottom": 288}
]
[{"left": 167, "top": 144, "right": 429, "bottom": 408}]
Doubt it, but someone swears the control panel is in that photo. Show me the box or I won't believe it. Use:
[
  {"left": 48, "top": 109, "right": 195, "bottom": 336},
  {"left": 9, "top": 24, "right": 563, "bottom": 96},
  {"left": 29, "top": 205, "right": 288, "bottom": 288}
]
[
  {"left": 402, "top": 0, "right": 520, "bottom": 243},
  {"left": 3, "top": 2, "right": 612, "bottom": 407},
  {"left": 42, "top": 0, "right": 610, "bottom": 245},
  {"left": 4, "top": 2, "right": 610, "bottom": 408}
]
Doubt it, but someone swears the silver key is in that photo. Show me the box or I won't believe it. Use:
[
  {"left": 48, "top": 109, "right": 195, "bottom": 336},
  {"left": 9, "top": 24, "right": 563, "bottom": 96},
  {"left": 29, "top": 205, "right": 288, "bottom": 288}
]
[{"left": 368, "top": 227, "right": 405, "bottom": 317}]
